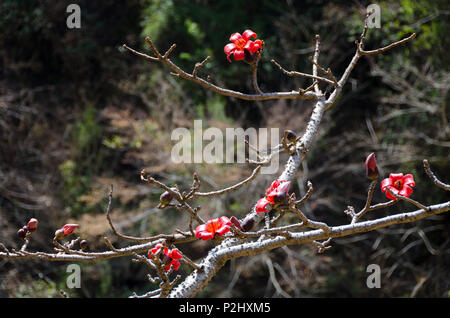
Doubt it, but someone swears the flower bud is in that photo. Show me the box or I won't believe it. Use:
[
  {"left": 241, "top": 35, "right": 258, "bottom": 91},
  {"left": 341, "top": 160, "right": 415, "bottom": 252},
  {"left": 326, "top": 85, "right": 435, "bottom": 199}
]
[
  {"left": 285, "top": 130, "right": 297, "bottom": 142},
  {"left": 80, "top": 240, "right": 88, "bottom": 251},
  {"left": 160, "top": 188, "right": 176, "bottom": 206},
  {"left": 55, "top": 229, "right": 65, "bottom": 239},
  {"left": 229, "top": 216, "right": 242, "bottom": 231},
  {"left": 27, "top": 218, "right": 38, "bottom": 232},
  {"left": 240, "top": 216, "right": 255, "bottom": 232},
  {"left": 272, "top": 191, "right": 287, "bottom": 204},
  {"left": 61, "top": 224, "right": 79, "bottom": 235},
  {"left": 365, "top": 153, "right": 379, "bottom": 180},
  {"left": 17, "top": 228, "right": 27, "bottom": 240}
]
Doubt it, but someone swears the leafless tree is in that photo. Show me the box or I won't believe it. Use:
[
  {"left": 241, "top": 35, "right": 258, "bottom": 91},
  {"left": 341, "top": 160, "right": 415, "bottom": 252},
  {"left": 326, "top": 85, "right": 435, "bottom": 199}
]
[{"left": 1, "top": 16, "right": 448, "bottom": 298}]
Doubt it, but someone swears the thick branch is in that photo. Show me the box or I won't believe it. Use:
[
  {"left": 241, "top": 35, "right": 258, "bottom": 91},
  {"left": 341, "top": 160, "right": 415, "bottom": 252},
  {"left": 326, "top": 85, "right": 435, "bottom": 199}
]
[{"left": 168, "top": 200, "right": 450, "bottom": 297}]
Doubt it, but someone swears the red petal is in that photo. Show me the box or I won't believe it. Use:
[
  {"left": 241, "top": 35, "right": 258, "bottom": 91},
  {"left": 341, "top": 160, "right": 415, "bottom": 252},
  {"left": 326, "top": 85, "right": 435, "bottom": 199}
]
[
  {"left": 200, "top": 232, "right": 214, "bottom": 240},
  {"left": 195, "top": 224, "right": 207, "bottom": 235},
  {"left": 402, "top": 174, "right": 415, "bottom": 187},
  {"left": 170, "top": 249, "right": 182, "bottom": 260},
  {"left": 172, "top": 261, "right": 181, "bottom": 271},
  {"left": 244, "top": 41, "right": 254, "bottom": 52},
  {"left": 399, "top": 185, "right": 413, "bottom": 197},
  {"left": 389, "top": 173, "right": 404, "bottom": 182},
  {"left": 266, "top": 180, "right": 281, "bottom": 195},
  {"left": 265, "top": 191, "right": 276, "bottom": 204},
  {"left": 224, "top": 43, "right": 236, "bottom": 55},
  {"left": 216, "top": 225, "right": 230, "bottom": 236},
  {"left": 256, "top": 197, "right": 270, "bottom": 213},
  {"left": 229, "top": 32, "right": 242, "bottom": 42},
  {"left": 150, "top": 243, "right": 162, "bottom": 255},
  {"left": 163, "top": 246, "right": 170, "bottom": 258},
  {"left": 242, "top": 30, "right": 257, "bottom": 41},
  {"left": 380, "top": 177, "right": 392, "bottom": 192},
  {"left": 219, "top": 216, "right": 232, "bottom": 226},
  {"left": 233, "top": 50, "right": 245, "bottom": 60},
  {"left": 385, "top": 186, "right": 400, "bottom": 200}
]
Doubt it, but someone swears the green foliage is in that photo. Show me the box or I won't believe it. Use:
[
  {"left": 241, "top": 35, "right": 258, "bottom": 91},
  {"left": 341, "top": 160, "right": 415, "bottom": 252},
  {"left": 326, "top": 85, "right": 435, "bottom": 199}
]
[{"left": 59, "top": 106, "right": 105, "bottom": 215}]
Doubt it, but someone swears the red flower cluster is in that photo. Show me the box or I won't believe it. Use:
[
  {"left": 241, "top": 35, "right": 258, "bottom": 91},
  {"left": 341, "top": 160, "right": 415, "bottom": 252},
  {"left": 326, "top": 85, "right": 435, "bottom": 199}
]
[
  {"left": 224, "top": 30, "right": 263, "bottom": 62},
  {"left": 148, "top": 244, "right": 183, "bottom": 271},
  {"left": 381, "top": 173, "right": 415, "bottom": 200},
  {"left": 256, "top": 180, "right": 291, "bottom": 214},
  {"left": 195, "top": 216, "right": 232, "bottom": 240}
]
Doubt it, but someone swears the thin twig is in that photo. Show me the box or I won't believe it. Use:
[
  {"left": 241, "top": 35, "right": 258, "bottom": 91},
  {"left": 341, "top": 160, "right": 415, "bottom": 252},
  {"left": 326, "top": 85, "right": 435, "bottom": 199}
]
[
  {"left": 423, "top": 159, "right": 450, "bottom": 191},
  {"left": 271, "top": 59, "right": 335, "bottom": 86}
]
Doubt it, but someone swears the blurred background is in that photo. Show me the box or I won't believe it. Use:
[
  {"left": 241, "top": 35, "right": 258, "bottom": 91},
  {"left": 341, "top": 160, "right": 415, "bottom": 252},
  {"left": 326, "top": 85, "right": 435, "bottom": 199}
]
[{"left": 0, "top": 0, "right": 448, "bottom": 297}]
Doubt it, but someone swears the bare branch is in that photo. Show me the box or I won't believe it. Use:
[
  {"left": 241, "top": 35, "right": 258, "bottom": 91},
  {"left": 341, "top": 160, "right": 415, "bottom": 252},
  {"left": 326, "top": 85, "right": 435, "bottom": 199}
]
[
  {"left": 312, "top": 34, "right": 322, "bottom": 95},
  {"left": 168, "top": 200, "right": 450, "bottom": 297},
  {"left": 122, "top": 39, "right": 318, "bottom": 101},
  {"left": 423, "top": 159, "right": 450, "bottom": 191},
  {"left": 270, "top": 59, "right": 335, "bottom": 86},
  {"left": 360, "top": 33, "right": 417, "bottom": 56}
]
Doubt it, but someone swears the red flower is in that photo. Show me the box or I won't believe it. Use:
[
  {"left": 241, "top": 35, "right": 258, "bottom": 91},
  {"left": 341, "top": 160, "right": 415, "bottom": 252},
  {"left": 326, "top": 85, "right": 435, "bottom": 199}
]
[
  {"left": 61, "top": 224, "right": 79, "bottom": 235},
  {"left": 265, "top": 180, "right": 291, "bottom": 204},
  {"left": 255, "top": 197, "right": 271, "bottom": 214},
  {"left": 365, "top": 153, "right": 379, "bottom": 180},
  {"left": 224, "top": 30, "right": 263, "bottom": 62},
  {"left": 195, "top": 216, "right": 232, "bottom": 240},
  {"left": 381, "top": 173, "right": 415, "bottom": 200},
  {"left": 148, "top": 244, "right": 183, "bottom": 271}
]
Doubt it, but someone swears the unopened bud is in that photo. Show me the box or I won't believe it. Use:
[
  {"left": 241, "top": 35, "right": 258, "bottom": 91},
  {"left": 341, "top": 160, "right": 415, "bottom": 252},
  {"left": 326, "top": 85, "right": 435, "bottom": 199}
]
[
  {"left": 27, "top": 218, "right": 38, "bottom": 232},
  {"left": 272, "top": 191, "right": 287, "bottom": 204},
  {"left": 17, "top": 228, "right": 27, "bottom": 240},
  {"left": 61, "top": 224, "right": 79, "bottom": 235},
  {"left": 229, "top": 216, "right": 242, "bottom": 231},
  {"left": 240, "top": 216, "right": 255, "bottom": 232},
  {"left": 80, "top": 240, "right": 88, "bottom": 251},
  {"left": 55, "top": 229, "right": 65, "bottom": 240},
  {"left": 365, "top": 153, "right": 379, "bottom": 180},
  {"left": 285, "top": 130, "right": 297, "bottom": 142},
  {"left": 160, "top": 188, "right": 176, "bottom": 205}
]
